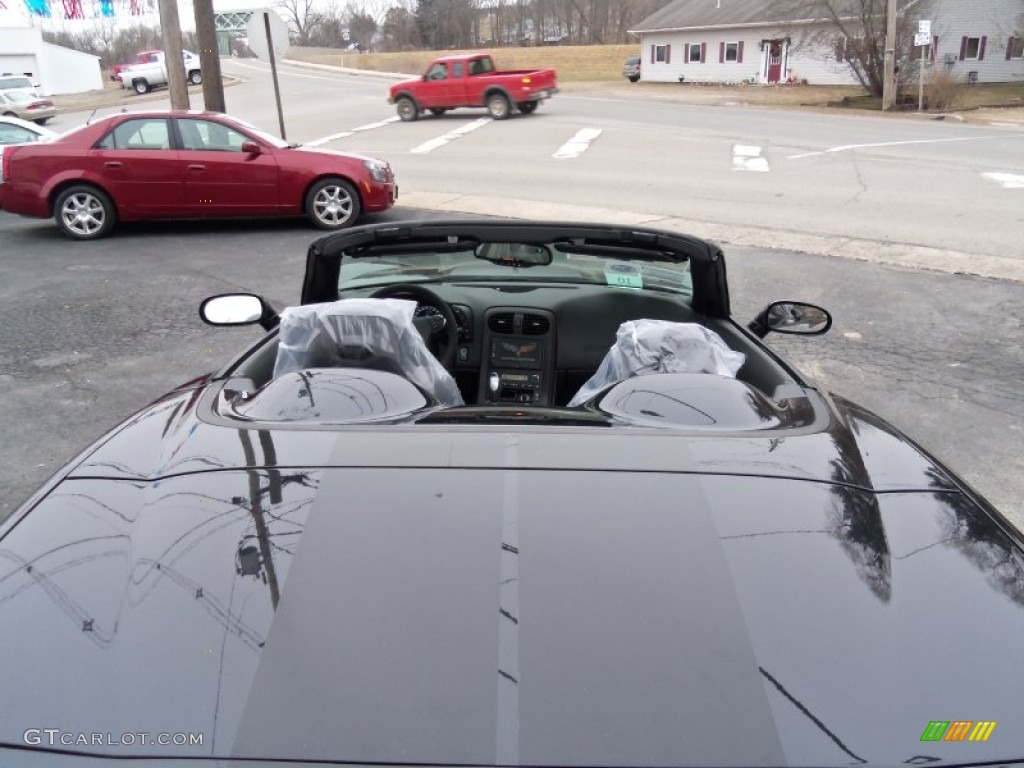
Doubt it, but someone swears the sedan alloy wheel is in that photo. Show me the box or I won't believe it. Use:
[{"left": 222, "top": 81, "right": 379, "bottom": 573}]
[
  {"left": 306, "top": 178, "right": 361, "bottom": 230},
  {"left": 54, "top": 185, "right": 116, "bottom": 240}
]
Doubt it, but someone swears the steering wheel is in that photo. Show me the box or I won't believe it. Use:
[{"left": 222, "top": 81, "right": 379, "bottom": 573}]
[{"left": 369, "top": 283, "right": 459, "bottom": 370}]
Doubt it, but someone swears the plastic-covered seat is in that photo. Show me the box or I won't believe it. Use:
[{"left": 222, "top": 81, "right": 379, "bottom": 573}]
[
  {"left": 273, "top": 298, "right": 464, "bottom": 406},
  {"left": 568, "top": 320, "right": 745, "bottom": 407}
]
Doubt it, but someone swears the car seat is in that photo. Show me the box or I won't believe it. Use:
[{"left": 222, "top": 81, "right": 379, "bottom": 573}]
[
  {"left": 273, "top": 298, "right": 464, "bottom": 406},
  {"left": 567, "top": 320, "right": 745, "bottom": 407}
]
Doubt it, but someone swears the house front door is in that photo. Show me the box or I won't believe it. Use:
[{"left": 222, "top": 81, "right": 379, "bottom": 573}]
[{"left": 767, "top": 41, "right": 783, "bottom": 83}]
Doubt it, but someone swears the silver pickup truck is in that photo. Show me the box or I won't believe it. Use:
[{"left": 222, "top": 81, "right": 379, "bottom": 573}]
[{"left": 119, "top": 50, "right": 202, "bottom": 94}]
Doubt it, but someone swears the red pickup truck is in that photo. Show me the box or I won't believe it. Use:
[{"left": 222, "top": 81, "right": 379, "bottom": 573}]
[{"left": 388, "top": 53, "right": 558, "bottom": 121}]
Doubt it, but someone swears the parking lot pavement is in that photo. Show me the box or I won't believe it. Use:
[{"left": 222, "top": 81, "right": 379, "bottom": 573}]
[{"left": 1, "top": 210, "right": 1020, "bottom": 529}]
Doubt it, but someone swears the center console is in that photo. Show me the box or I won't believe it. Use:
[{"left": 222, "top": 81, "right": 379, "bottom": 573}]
[{"left": 478, "top": 308, "right": 556, "bottom": 405}]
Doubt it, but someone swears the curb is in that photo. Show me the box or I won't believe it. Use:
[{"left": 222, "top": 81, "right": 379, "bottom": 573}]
[
  {"left": 395, "top": 192, "right": 1024, "bottom": 284},
  {"left": 280, "top": 58, "right": 409, "bottom": 80}
]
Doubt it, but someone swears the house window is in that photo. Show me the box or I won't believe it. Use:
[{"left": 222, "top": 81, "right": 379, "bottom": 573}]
[
  {"left": 687, "top": 43, "right": 705, "bottom": 63},
  {"left": 1008, "top": 36, "right": 1024, "bottom": 59},
  {"left": 720, "top": 41, "right": 743, "bottom": 63},
  {"left": 655, "top": 44, "right": 668, "bottom": 63},
  {"left": 960, "top": 36, "right": 986, "bottom": 60}
]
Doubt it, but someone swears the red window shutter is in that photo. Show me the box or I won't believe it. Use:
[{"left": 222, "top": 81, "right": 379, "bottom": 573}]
[
  {"left": 651, "top": 45, "right": 655, "bottom": 64},
  {"left": 1008, "top": 36, "right": 1015, "bottom": 60},
  {"left": 701, "top": 42, "right": 707, "bottom": 63},
  {"left": 719, "top": 41, "right": 725, "bottom": 62},
  {"left": 932, "top": 35, "right": 939, "bottom": 62},
  {"left": 959, "top": 36, "right": 967, "bottom": 60},
  {"left": 666, "top": 44, "right": 671, "bottom": 64},
  {"left": 737, "top": 41, "right": 744, "bottom": 63},
  {"left": 685, "top": 43, "right": 690, "bottom": 62},
  {"left": 979, "top": 36, "right": 987, "bottom": 60}
]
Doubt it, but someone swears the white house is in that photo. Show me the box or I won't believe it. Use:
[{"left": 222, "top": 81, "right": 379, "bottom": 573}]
[
  {"left": 628, "top": 0, "right": 1024, "bottom": 86},
  {"left": 0, "top": 25, "right": 103, "bottom": 95}
]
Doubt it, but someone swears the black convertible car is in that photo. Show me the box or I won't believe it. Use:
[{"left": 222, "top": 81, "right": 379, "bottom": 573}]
[{"left": 2, "top": 220, "right": 1022, "bottom": 768}]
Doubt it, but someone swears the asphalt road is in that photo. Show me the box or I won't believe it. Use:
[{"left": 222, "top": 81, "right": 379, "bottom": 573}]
[
  {"left": 56, "top": 58, "right": 1024, "bottom": 279},
  {"left": 2, "top": 68, "right": 1021, "bottom": 528}
]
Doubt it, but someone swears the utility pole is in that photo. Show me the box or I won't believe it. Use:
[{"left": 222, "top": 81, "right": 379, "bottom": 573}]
[
  {"left": 193, "top": 0, "right": 226, "bottom": 112},
  {"left": 882, "top": 0, "right": 898, "bottom": 110},
  {"left": 157, "top": 0, "right": 189, "bottom": 109}
]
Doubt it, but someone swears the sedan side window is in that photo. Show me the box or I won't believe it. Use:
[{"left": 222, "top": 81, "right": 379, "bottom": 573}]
[
  {"left": 178, "top": 118, "right": 248, "bottom": 152},
  {"left": 0, "top": 124, "right": 38, "bottom": 143},
  {"left": 96, "top": 118, "right": 171, "bottom": 150}
]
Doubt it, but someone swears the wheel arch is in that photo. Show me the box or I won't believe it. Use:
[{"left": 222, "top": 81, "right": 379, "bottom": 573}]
[
  {"left": 47, "top": 178, "right": 118, "bottom": 218},
  {"left": 300, "top": 173, "right": 361, "bottom": 215},
  {"left": 392, "top": 90, "right": 420, "bottom": 109},
  {"left": 483, "top": 86, "right": 512, "bottom": 105}
]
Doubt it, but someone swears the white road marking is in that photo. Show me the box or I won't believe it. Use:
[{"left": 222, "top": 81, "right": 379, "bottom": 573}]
[
  {"left": 983, "top": 172, "right": 1024, "bottom": 189},
  {"left": 732, "top": 144, "right": 770, "bottom": 172},
  {"left": 305, "top": 117, "right": 400, "bottom": 147},
  {"left": 410, "top": 117, "right": 491, "bottom": 154},
  {"left": 788, "top": 133, "right": 1024, "bottom": 159},
  {"left": 553, "top": 128, "right": 603, "bottom": 159}
]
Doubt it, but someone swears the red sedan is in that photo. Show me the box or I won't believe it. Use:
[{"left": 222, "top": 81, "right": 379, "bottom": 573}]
[{"left": 0, "top": 110, "right": 397, "bottom": 240}]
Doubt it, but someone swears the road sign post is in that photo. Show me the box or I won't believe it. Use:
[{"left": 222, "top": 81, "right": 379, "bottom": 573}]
[{"left": 916, "top": 20, "right": 931, "bottom": 112}]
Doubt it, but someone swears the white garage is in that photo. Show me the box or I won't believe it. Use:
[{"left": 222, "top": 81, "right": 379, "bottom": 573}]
[{"left": 0, "top": 26, "right": 102, "bottom": 95}]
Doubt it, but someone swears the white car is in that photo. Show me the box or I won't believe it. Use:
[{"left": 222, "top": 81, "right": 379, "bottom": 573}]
[
  {"left": 118, "top": 50, "right": 202, "bottom": 94},
  {"left": 0, "top": 114, "right": 57, "bottom": 144},
  {"left": 0, "top": 74, "right": 42, "bottom": 97}
]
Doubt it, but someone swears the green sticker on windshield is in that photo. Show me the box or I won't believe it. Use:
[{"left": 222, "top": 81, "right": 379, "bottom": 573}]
[{"left": 605, "top": 264, "right": 643, "bottom": 289}]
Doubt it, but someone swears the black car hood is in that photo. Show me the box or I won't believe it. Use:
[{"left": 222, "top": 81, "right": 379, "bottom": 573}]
[{"left": 2, "top": 391, "right": 1023, "bottom": 767}]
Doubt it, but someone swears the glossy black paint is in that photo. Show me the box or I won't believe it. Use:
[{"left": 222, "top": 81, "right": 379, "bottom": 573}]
[
  {"left": 3, "top": 370, "right": 1023, "bottom": 766},
  {"left": 3, "top": 221, "right": 1021, "bottom": 768}
]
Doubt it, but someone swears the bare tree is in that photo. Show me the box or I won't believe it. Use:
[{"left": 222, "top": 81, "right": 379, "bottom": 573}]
[
  {"left": 275, "top": 0, "right": 323, "bottom": 45},
  {"left": 781, "top": 0, "right": 932, "bottom": 96}
]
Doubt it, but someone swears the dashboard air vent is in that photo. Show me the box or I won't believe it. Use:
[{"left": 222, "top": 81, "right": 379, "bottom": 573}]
[
  {"left": 488, "top": 313, "right": 514, "bottom": 334},
  {"left": 523, "top": 314, "right": 550, "bottom": 335}
]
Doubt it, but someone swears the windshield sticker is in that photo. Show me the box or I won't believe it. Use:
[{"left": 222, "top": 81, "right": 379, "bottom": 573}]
[
  {"left": 605, "top": 263, "right": 643, "bottom": 289},
  {"left": 920, "top": 721, "right": 996, "bottom": 742}
]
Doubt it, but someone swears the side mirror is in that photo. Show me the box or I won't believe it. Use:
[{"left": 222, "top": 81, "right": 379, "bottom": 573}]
[
  {"left": 241, "top": 140, "right": 261, "bottom": 155},
  {"left": 748, "top": 301, "right": 832, "bottom": 338},
  {"left": 200, "top": 293, "right": 278, "bottom": 331}
]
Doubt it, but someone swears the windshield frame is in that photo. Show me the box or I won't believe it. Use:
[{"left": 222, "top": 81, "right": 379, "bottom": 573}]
[{"left": 302, "top": 220, "right": 731, "bottom": 318}]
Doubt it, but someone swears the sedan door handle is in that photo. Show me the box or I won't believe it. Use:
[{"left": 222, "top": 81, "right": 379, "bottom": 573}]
[
  {"left": 103, "top": 161, "right": 122, "bottom": 169},
  {"left": 187, "top": 164, "right": 206, "bottom": 171}
]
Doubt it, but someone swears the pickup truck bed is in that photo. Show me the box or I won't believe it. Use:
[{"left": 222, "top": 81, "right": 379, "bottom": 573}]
[{"left": 388, "top": 53, "right": 558, "bottom": 121}]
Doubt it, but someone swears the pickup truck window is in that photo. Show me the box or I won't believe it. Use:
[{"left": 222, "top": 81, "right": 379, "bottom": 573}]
[
  {"left": 178, "top": 118, "right": 247, "bottom": 152},
  {"left": 426, "top": 63, "right": 447, "bottom": 81},
  {"left": 468, "top": 58, "right": 494, "bottom": 76},
  {"left": 96, "top": 118, "right": 171, "bottom": 151},
  {"left": 453, "top": 62, "right": 464, "bottom": 77}
]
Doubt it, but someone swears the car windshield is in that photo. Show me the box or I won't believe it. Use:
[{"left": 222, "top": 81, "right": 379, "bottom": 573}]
[
  {"left": 338, "top": 241, "right": 693, "bottom": 297},
  {"left": 230, "top": 116, "right": 290, "bottom": 148},
  {"left": 0, "top": 77, "right": 33, "bottom": 90},
  {"left": 2, "top": 91, "right": 35, "bottom": 103}
]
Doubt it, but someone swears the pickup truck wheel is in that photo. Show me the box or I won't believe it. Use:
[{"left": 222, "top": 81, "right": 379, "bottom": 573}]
[
  {"left": 306, "top": 177, "right": 361, "bottom": 230},
  {"left": 54, "top": 185, "right": 116, "bottom": 240},
  {"left": 429, "top": 108, "right": 447, "bottom": 116},
  {"left": 516, "top": 101, "right": 538, "bottom": 114},
  {"left": 396, "top": 97, "right": 418, "bottom": 122},
  {"left": 486, "top": 93, "right": 511, "bottom": 120},
  {"left": 133, "top": 79, "right": 150, "bottom": 94},
  {"left": 188, "top": 70, "right": 202, "bottom": 85}
]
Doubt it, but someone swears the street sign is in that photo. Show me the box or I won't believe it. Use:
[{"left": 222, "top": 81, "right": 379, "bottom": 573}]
[
  {"left": 915, "top": 32, "right": 932, "bottom": 47},
  {"left": 918, "top": 19, "right": 931, "bottom": 37}
]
